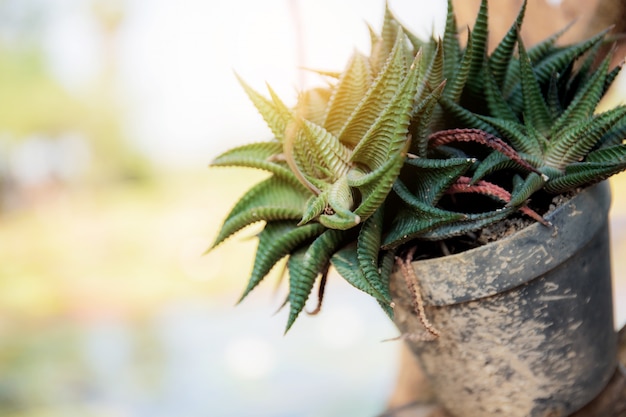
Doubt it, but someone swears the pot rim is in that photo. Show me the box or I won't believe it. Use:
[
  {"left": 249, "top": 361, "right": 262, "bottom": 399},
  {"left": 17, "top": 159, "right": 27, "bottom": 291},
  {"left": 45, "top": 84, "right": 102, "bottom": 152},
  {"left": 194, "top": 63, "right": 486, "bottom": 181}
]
[{"left": 404, "top": 181, "right": 612, "bottom": 306}]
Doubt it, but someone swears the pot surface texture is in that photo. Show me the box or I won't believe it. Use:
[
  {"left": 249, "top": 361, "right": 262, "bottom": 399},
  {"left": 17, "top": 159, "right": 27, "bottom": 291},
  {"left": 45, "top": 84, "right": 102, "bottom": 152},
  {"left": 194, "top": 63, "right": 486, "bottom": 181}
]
[{"left": 391, "top": 182, "right": 618, "bottom": 417}]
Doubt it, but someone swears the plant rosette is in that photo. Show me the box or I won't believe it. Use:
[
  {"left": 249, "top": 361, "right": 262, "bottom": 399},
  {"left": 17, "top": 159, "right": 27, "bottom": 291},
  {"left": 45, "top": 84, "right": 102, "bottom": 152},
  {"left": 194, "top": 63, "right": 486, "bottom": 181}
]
[{"left": 209, "top": 0, "right": 626, "bottom": 415}]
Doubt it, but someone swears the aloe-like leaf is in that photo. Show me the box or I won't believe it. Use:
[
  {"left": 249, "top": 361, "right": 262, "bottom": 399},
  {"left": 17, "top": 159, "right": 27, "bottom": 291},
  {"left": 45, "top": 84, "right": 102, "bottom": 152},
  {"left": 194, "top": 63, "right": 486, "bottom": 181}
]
[
  {"left": 297, "top": 87, "right": 333, "bottom": 125},
  {"left": 286, "top": 229, "right": 349, "bottom": 332},
  {"left": 319, "top": 176, "right": 360, "bottom": 230},
  {"left": 518, "top": 37, "right": 552, "bottom": 135},
  {"left": 240, "top": 221, "right": 325, "bottom": 302},
  {"left": 357, "top": 207, "right": 392, "bottom": 304},
  {"left": 597, "top": 113, "right": 626, "bottom": 148},
  {"left": 323, "top": 52, "right": 372, "bottom": 136},
  {"left": 354, "top": 152, "right": 405, "bottom": 220},
  {"left": 369, "top": 5, "right": 402, "bottom": 75},
  {"left": 587, "top": 144, "right": 626, "bottom": 164},
  {"left": 426, "top": 39, "right": 444, "bottom": 92},
  {"left": 338, "top": 30, "right": 410, "bottom": 148},
  {"left": 284, "top": 130, "right": 323, "bottom": 195},
  {"left": 545, "top": 72, "right": 562, "bottom": 120},
  {"left": 211, "top": 176, "right": 309, "bottom": 248},
  {"left": 439, "top": 97, "right": 500, "bottom": 135},
  {"left": 546, "top": 106, "right": 626, "bottom": 169},
  {"left": 350, "top": 49, "right": 421, "bottom": 169},
  {"left": 545, "top": 161, "right": 626, "bottom": 193},
  {"left": 442, "top": 0, "right": 461, "bottom": 80},
  {"left": 331, "top": 244, "right": 378, "bottom": 297},
  {"left": 489, "top": 0, "right": 526, "bottom": 88},
  {"left": 211, "top": 141, "right": 298, "bottom": 184},
  {"left": 566, "top": 40, "right": 602, "bottom": 94},
  {"left": 550, "top": 53, "right": 611, "bottom": 137},
  {"left": 478, "top": 115, "right": 540, "bottom": 156},
  {"left": 236, "top": 75, "right": 292, "bottom": 142},
  {"left": 483, "top": 61, "right": 518, "bottom": 121},
  {"left": 300, "top": 119, "right": 352, "bottom": 179},
  {"left": 330, "top": 243, "right": 393, "bottom": 318},
  {"left": 503, "top": 21, "right": 573, "bottom": 95},
  {"left": 507, "top": 29, "right": 609, "bottom": 114},
  {"left": 429, "top": 128, "right": 541, "bottom": 175},
  {"left": 507, "top": 172, "right": 546, "bottom": 207},
  {"left": 382, "top": 203, "right": 465, "bottom": 249},
  {"left": 402, "top": 157, "right": 475, "bottom": 204},
  {"left": 411, "top": 81, "right": 447, "bottom": 157},
  {"left": 464, "top": 0, "right": 488, "bottom": 98},
  {"left": 442, "top": 28, "right": 472, "bottom": 104},
  {"left": 471, "top": 150, "right": 535, "bottom": 183},
  {"left": 603, "top": 60, "right": 623, "bottom": 96},
  {"left": 299, "top": 191, "right": 329, "bottom": 226},
  {"left": 532, "top": 28, "right": 610, "bottom": 89},
  {"left": 418, "top": 206, "right": 516, "bottom": 241}
]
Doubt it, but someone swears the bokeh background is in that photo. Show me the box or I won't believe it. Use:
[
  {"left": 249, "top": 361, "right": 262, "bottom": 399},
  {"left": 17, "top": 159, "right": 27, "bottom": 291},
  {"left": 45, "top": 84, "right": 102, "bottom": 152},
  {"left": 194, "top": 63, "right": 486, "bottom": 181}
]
[{"left": 0, "top": 1, "right": 624, "bottom": 416}]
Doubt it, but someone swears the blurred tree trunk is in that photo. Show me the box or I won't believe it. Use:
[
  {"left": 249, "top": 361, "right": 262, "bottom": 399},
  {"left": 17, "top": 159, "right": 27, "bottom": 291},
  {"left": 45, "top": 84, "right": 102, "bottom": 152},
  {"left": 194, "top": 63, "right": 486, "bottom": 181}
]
[{"left": 385, "top": 1, "right": 626, "bottom": 415}]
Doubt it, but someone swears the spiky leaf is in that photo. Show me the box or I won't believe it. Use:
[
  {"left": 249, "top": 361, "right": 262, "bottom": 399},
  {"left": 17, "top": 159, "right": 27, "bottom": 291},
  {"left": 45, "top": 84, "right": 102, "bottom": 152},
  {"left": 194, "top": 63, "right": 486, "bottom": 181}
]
[
  {"left": 211, "top": 177, "right": 309, "bottom": 248},
  {"left": 286, "top": 229, "right": 348, "bottom": 331}
]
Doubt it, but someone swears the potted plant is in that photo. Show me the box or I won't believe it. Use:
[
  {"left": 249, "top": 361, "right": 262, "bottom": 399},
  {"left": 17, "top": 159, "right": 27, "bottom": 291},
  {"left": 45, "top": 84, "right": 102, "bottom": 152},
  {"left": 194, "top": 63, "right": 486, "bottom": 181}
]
[{"left": 209, "top": 0, "right": 626, "bottom": 415}]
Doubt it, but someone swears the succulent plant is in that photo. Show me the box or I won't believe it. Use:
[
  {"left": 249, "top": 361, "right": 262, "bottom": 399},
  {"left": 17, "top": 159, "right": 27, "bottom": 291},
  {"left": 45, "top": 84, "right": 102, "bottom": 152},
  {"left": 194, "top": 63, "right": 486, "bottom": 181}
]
[
  {"left": 383, "top": 0, "right": 626, "bottom": 248},
  {"left": 210, "top": 11, "right": 440, "bottom": 330},
  {"left": 210, "top": 0, "right": 626, "bottom": 331}
]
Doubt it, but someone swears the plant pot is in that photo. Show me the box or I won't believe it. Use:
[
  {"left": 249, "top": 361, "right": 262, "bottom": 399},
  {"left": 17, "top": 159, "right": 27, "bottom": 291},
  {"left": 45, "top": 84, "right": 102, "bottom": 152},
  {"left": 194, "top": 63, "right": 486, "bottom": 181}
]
[{"left": 389, "top": 181, "right": 618, "bottom": 417}]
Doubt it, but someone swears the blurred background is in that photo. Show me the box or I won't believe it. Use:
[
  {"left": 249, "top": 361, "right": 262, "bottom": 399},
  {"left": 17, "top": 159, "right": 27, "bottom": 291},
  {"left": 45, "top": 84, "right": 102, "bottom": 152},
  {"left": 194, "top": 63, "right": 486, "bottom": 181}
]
[{"left": 0, "top": 0, "right": 624, "bottom": 416}]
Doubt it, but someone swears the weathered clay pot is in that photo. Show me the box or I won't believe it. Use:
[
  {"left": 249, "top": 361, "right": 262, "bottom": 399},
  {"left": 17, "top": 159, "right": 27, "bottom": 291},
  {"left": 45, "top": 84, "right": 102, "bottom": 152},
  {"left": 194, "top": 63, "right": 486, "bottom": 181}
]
[{"left": 390, "top": 181, "right": 617, "bottom": 417}]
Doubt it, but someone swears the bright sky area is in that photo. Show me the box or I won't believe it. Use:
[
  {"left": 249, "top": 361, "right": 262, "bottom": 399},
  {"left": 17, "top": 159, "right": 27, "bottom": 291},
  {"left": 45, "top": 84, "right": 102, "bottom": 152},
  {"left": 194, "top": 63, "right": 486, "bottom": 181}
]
[{"left": 43, "top": 0, "right": 447, "bottom": 166}]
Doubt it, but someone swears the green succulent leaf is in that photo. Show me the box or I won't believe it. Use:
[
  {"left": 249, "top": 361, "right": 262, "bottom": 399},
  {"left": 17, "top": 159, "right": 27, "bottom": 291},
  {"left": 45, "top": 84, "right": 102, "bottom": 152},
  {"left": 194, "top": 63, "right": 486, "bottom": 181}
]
[
  {"left": 286, "top": 229, "right": 349, "bottom": 332},
  {"left": 546, "top": 106, "right": 626, "bottom": 170},
  {"left": 211, "top": 176, "right": 309, "bottom": 248},
  {"left": 382, "top": 203, "right": 465, "bottom": 249},
  {"left": 323, "top": 52, "right": 372, "bottom": 137},
  {"left": 357, "top": 207, "right": 392, "bottom": 304},
  {"left": 297, "top": 87, "right": 333, "bottom": 126},
  {"left": 402, "top": 157, "right": 475, "bottom": 204},
  {"left": 411, "top": 80, "right": 447, "bottom": 157},
  {"left": 425, "top": 40, "right": 444, "bottom": 92},
  {"left": 319, "top": 176, "right": 360, "bottom": 230},
  {"left": 586, "top": 144, "right": 626, "bottom": 164},
  {"left": 350, "top": 47, "right": 422, "bottom": 169},
  {"left": 489, "top": 0, "right": 526, "bottom": 89},
  {"left": 330, "top": 243, "right": 394, "bottom": 318},
  {"left": 503, "top": 21, "right": 573, "bottom": 95},
  {"left": 598, "top": 113, "right": 626, "bottom": 147},
  {"left": 471, "top": 150, "right": 537, "bottom": 183},
  {"left": 478, "top": 115, "right": 540, "bottom": 156},
  {"left": 442, "top": 0, "right": 461, "bottom": 80},
  {"left": 439, "top": 97, "right": 500, "bottom": 135},
  {"left": 372, "top": 6, "right": 402, "bottom": 74},
  {"left": 240, "top": 221, "right": 325, "bottom": 302},
  {"left": 550, "top": 53, "right": 612, "bottom": 137},
  {"left": 442, "top": 29, "right": 472, "bottom": 104},
  {"left": 508, "top": 172, "right": 546, "bottom": 207},
  {"left": 518, "top": 37, "right": 552, "bottom": 135},
  {"left": 531, "top": 28, "right": 610, "bottom": 88},
  {"left": 464, "top": 0, "right": 489, "bottom": 98},
  {"left": 211, "top": 141, "right": 298, "bottom": 184},
  {"left": 338, "top": 30, "right": 409, "bottom": 147},
  {"left": 300, "top": 119, "right": 352, "bottom": 179},
  {"left": 483, "top": 61, "right": 518, "bottom": 121},
  {"left": 545, "top": 160, "right": 626, "bottom": 193},
  {"left": 353, "top": 152, "right": 405, "bottom": 220},
  {"left": 418, "top": 206, "right": 516, "bottom": 240},
  {"left": 236, "top": 75, "right": 292, "bottom": 142}
]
